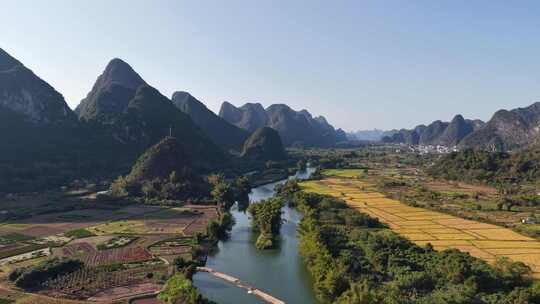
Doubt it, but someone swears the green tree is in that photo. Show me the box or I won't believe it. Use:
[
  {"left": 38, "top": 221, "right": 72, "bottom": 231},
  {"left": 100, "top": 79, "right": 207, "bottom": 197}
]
[
  {"left": 158, "top": 273, "right": 200, "bottom": 304},
  {"left": 208, "top": 174, "right": 235, "bottom": 209},
  {"left": 234, "top": 176, "right": 251, "bottom": 212},
  {"left": 494, "top": 257, "right": 532, "bottom": 286},
  {"left": 248, "top": 197, "right": 284, "bottom": 249},
  {"left": 234, "top": 176, "right": 252, "bottom": 199},
  {"left": 336, "top": 280, "right": 381, "bottom": 304}
]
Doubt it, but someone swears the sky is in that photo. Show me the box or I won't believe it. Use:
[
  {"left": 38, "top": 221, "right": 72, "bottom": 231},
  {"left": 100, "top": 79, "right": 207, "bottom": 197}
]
[{"left": 2, "top": 0, "right": 540, "bottom": 131}]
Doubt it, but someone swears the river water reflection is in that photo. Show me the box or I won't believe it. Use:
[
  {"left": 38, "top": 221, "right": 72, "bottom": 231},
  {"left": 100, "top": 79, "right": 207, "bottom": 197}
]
[{"left": 193, "top": 167, "right": 319, "bottom": 304}]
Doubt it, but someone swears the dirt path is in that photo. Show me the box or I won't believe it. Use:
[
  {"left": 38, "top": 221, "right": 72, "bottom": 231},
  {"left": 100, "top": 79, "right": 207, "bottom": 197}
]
[{"left": 302, "top": 178, "right": 540, "bottom": 278}]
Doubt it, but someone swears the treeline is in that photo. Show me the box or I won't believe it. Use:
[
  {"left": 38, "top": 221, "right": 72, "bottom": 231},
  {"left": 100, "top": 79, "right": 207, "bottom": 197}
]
[
  {"left": 428, "top": 148, "right": 540, "bottom": 184},
  {"left": 9, "top": 258, "right": 83, "bottom": 291},
  {"left": 289, "top": 191, "right": 540, "bottom": 303}
]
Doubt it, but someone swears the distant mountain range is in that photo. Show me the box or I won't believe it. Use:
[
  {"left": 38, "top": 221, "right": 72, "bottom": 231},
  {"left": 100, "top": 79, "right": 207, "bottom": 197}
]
[
  {"left": 6, "top": 42, "right": 540, "bottom": 193},
  {"left": 382, "top": 102, "right": 540, "bottom": 151},
  {"left": 219, "top": 102, "right": 346, "bottom": 147},
  {"left": 460, "top": 102, "right": 540, "bottom": 151},
  {"left": 347, "top": 129, "right": 393, "bottom": 141},
  {"left": 381, "top": 115, "right": 485, "bottom": 147}
]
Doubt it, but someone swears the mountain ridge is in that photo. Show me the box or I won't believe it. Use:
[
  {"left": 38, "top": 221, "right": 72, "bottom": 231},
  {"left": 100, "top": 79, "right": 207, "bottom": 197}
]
[
  {"left": 0, "top": 48, "right": 76, "bottom": 124},
  {"left": 382, "top": 115, "right": 484, "bottom": 146},
  {"left": 460, "top": 102, "right": 540, "bottom": 150},
  {"left": 241, "top": 127, "right": 286, "bottom": 161},
  {"left": 74, "top": 58, "right": 226, "bottom": 170},
  {"left": 219, "top": 101, "right": 345, "bottom": 147},
  {"left": 171, "top": 91, "right": 249, "bottom": 149}
]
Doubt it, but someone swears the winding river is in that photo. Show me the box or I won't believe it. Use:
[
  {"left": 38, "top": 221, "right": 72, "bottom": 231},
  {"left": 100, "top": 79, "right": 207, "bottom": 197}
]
[{"left": 193, "top": 167, "right": 319, "bottom": 304}]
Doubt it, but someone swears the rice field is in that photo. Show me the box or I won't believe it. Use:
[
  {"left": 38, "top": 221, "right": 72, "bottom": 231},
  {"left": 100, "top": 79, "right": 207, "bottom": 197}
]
[
  {"left": 87, "top": 206, "right": 218, "bottom": 236},
  {"left": 301, "top": 171, "right": 540, "bottom": 278}
]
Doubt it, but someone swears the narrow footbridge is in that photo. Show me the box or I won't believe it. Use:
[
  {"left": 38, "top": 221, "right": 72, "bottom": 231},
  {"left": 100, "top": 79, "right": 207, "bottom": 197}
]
[{"left": 197, "top": 267, "right": 286, "bottom": 304}]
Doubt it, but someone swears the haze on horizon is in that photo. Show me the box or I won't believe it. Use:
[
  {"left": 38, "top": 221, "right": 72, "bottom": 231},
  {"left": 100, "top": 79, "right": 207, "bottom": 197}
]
[{"left": 2, "top": 0, "right": 540, "bottom": 131}]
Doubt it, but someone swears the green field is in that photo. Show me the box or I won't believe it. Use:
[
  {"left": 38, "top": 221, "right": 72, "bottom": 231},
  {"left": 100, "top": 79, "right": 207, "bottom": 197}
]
[{"left": 322, "top": 168, "right": 363, "bottom": 178}]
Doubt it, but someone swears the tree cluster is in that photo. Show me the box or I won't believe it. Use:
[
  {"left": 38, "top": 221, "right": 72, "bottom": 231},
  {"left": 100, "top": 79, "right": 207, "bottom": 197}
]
[
  {"left": 111, "top": 169, "right": 210, "bottom": 203},
  {"left": 158, "top": 273, "right": 215, "bottom": 304},
  {"left": 247, "top": 197, "right": 284, "bottom": 249},
  {"left": 291, "top": 191, "right": 540, "bottom": 304},
  {"left": 9, "top": 258, "right": 83, "bottom": 291},
  {"left": 429, "top": 148, "right": 540, "bottom": 186}
]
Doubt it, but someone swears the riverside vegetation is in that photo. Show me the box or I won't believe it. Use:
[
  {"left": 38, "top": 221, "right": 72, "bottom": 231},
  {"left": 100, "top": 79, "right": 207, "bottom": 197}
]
[
  {"left": 282, "top": 181, "right": 540, "bottom": 303},
  {"left": 247, "top": 197, "right": 284, "bottom": 249}
]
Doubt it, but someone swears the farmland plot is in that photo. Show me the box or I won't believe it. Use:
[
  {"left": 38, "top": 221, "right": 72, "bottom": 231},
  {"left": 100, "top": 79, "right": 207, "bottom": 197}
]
[
  {"left": 301, "top": 174, "right": 540, "bottom": 278},
  {"left": 42, "top": 265, "right": 167, "bottom": 299},
  {"left": 79, "top": 247, "right": 153, "bottom": 266}
]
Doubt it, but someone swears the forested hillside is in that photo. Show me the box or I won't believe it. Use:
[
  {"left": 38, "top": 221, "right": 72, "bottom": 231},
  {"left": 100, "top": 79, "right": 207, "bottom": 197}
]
[{"left": 428, "top": 147, "right": 540, "bottom": 185}]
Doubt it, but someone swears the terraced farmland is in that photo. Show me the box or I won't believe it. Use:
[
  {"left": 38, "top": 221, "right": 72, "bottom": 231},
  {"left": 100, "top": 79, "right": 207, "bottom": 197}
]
[{"left": 301, "top": 173, "right": 540, "bottom": 278}]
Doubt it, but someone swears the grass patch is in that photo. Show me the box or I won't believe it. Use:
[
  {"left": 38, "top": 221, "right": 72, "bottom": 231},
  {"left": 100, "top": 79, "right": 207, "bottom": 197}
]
[
  {"left": 89, "top": 220, "right": 147, "bottom": 235},
  {"left": 0, "top": 233, "right": 34, "bottom": 245},
  {"left": 0, "top": 298, "right": 14, "bottom": 304},
  {"left": 516, "top": 224, "right": 540, "bottom": 238},
  {"left": 64, "top": 228, "right": 95, "bottom": 239},
  {"left": 322, "top": 169, "right": 363, "bottom": 178}
]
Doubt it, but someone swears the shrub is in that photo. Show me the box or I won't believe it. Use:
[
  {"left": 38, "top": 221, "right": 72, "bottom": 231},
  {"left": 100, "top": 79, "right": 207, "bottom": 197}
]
[{"left": 64, "top": 228, "right": 95, "bottom": 239}]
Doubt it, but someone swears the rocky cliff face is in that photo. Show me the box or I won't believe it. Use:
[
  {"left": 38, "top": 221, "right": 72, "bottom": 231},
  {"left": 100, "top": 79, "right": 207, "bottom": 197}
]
[
  {"left": 0, "top": 48, "right": 75, "bottom": 124},
  {"left": 171, "top": 91, "right": 249, "bottom": 149},
  {"left": 219, "top": 101, "right": 344, "bottom": 147},
  {"left": 76, "top": 58, "right": 146, "bottom": 122}
]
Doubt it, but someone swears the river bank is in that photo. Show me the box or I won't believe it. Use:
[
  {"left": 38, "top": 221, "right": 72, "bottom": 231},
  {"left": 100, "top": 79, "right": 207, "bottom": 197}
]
[{"left": 193, "top": 167, "right": 319, "bottom": 304}]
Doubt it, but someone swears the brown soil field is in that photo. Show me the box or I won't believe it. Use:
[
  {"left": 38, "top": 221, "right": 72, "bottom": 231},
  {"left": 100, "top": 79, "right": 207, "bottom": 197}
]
[
  {"left": 149, "top": 245, "right": 191, "bottom": 256},
  {"left": 87, "top": 283, "right": 162, "bottom": 302},
  {"left": 79, "top": 247, "right": 153, "bottom": 266},
  {"left": 55, "top": 242, "right": 97, "bottom": 257},
  {"left": 0, "top": 203, "right": 218, "bottom": 303},
  {"left": 302, "top": 176, "right": 540, "bottom": 278}
]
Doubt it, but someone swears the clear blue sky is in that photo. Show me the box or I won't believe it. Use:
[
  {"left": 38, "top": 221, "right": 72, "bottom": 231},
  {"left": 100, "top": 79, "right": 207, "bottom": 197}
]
[{"left": 2, "top": 0, "right": 540, "bottom": 131}]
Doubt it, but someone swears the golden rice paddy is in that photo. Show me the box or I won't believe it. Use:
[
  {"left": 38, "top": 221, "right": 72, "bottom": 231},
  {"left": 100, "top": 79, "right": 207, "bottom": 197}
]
[{"left": 301, "top": 172, "right": 540, "bottom": 278}]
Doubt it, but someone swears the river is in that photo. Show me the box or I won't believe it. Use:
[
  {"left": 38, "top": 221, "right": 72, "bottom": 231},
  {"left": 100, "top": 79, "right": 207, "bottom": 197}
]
[{"left": 193, "top": 167, "right": 319, "bottom": 304}]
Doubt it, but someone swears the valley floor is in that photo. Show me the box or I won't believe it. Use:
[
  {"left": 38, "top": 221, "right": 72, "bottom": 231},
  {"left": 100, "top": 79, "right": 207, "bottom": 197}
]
[
  {"left": 0, "top": 192, "right": 219, "bottom": 303},
  {"left": 301, "top": 172, "right": 540, "bottom": 279}
]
